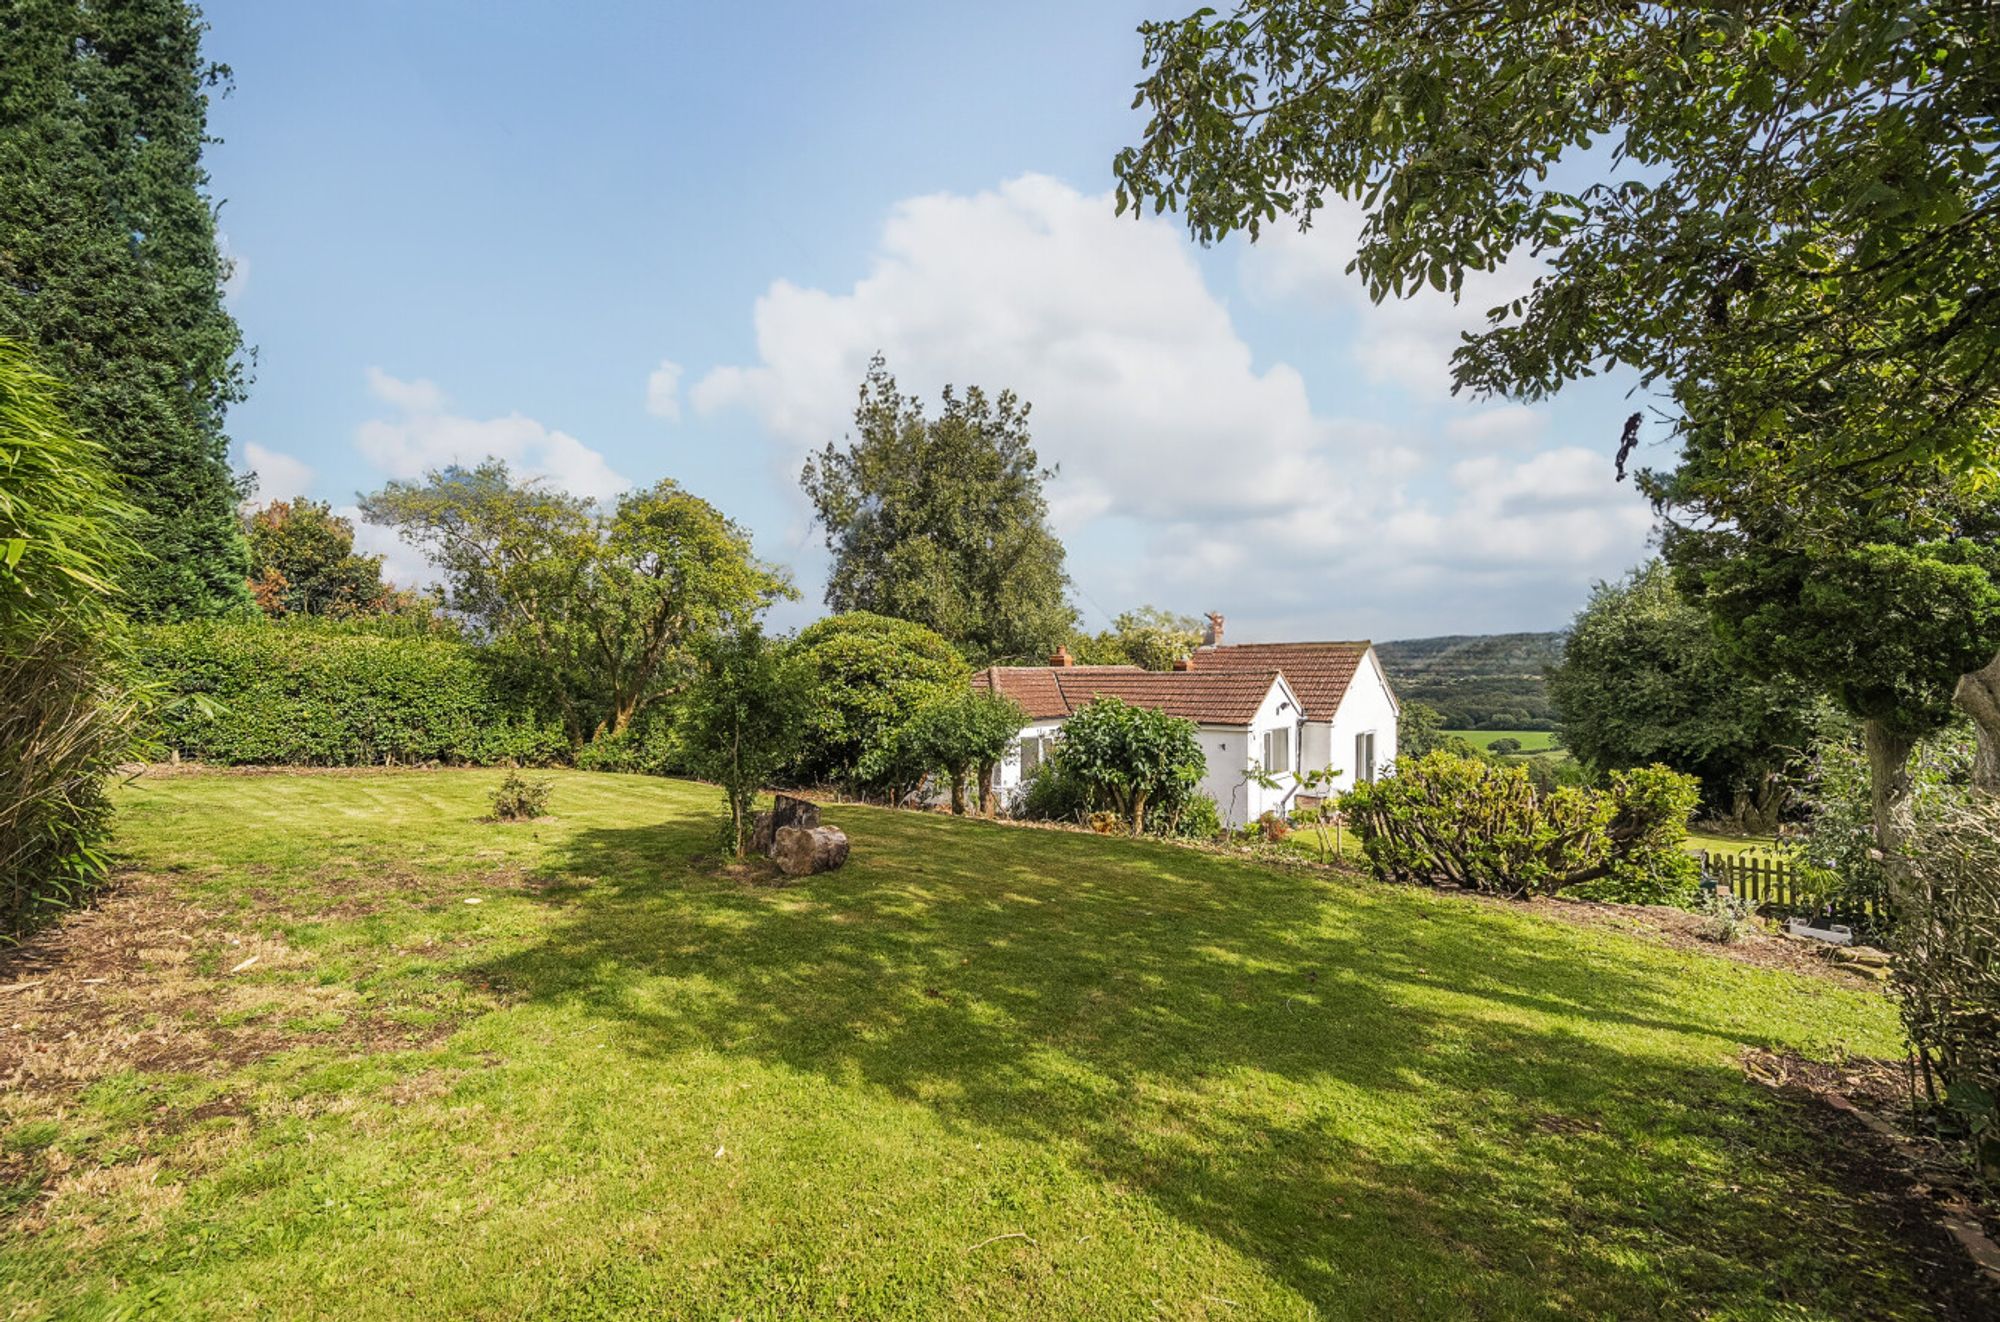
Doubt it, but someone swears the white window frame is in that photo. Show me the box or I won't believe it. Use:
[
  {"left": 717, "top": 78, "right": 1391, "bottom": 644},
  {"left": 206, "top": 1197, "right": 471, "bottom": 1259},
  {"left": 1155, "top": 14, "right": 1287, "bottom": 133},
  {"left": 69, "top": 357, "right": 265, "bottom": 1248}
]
[
  {"left": 1354, "top": 731, "right": 1377, "bottom": 783},
  {"left": 1262, "top": 726, "right": 1290, "bottom": 775}
]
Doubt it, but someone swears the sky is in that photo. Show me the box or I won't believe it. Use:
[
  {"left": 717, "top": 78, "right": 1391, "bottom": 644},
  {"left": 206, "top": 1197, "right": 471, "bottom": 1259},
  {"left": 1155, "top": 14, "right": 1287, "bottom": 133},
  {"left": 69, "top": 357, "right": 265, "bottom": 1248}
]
[{"left": 204, "top": 0, "right": 1664, "bottom": 643}]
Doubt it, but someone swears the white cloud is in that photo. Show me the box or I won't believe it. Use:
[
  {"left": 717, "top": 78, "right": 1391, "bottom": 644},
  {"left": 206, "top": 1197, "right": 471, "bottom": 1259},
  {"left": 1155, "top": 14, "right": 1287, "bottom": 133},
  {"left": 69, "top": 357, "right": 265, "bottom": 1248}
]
[
  {"left": 356, "top": 369, "right": 629, "bottom": 503},
  {"left": 645, "top": 359, "right": 684, "bottom": 422},
  {"left": 696, "top": 173, "right": 1651, "bottom": 635},
  {"left": 241, "top": 443, "right": 315, "bottom": 506},
  {"left": 1241, "top": 202, "right": 1542, "bottom": 395},
  {"left": 338, "top": 504, "right": 435, "bottom": 590}
]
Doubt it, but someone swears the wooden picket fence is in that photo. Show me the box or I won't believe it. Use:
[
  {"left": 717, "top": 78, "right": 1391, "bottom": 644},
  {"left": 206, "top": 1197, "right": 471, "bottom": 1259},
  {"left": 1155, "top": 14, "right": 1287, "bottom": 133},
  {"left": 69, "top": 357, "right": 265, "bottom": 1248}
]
[{"left": 1698, "top": 849, "right": 1885, "bottom": 925}]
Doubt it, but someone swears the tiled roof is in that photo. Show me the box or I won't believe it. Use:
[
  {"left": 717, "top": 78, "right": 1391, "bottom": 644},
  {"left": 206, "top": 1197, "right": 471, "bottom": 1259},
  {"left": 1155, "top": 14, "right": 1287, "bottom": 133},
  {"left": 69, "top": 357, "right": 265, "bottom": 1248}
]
[
  {"left": 1186, "top": 641, "right": 1374, "bottom": 721},
  {"left": 973, "top": 665, "right": 1285, "bottom": 726}
]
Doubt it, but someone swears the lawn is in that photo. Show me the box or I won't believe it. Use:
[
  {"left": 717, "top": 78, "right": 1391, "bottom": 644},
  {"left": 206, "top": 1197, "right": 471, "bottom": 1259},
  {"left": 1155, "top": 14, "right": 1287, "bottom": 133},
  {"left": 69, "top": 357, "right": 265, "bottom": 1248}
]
[
  {"left": 0, "top": 770, "right": 1957, "bottom": 1318},
  {"left": 1443, "top": 729, "right": 1562, "bottom": 753}
]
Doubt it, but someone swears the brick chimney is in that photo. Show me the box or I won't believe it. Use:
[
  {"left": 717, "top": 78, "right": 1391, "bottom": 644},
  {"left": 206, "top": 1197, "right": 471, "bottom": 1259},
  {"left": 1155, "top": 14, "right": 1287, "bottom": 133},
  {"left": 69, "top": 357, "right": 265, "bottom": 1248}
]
[
  {"left": 1048, "top": 644, "right": 1074, "bottom": 667},
  {"left": 1202, "top": 612, "right": 1225, "bottom": 648},
  {"left": 1172, "top": 656, "right": 1194, "bottom": 671}
]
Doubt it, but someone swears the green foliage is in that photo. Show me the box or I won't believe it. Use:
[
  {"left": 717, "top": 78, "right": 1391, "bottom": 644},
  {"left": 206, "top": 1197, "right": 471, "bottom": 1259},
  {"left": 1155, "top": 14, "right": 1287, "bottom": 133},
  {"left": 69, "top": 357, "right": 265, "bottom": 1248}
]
[
  {"left": 789, "top": 611, "right": 969, "bottom": 787},
  {"left": 0, "top": 0, "right": 252, "bottom": 619},
  {"left": 1394, "top": 700, "right": 1447, "bottom": 760},
  {"left": 801, "top": 355, "right": 1076, "bottom": 664},
  {"left": 243, "top": 498, "right": 394, "bottom": 618},
  {"left": 674, "top": 627, "right": 813, "bottom": 857},
  {"left": 1342, "top": 752, "right": 1699, "bottom": 903},
  {"left": 1014, "top": 757, "right": 1093, "bottom": 825},
  {"left": 1116, "top": 1, "right": 2000, "bottom": 489},
  {"left": 1486, "top": 737, "right": 1522, "bottom": 755},
  {"left": 1374, "top": 635, "right": 1561, "bottom": 730},
  {"left": 1549, "top": 560, "right": 1821, "bottom": 830},
  {"left": 1792, "top": 722, "right": 1976, "bottom": 912},
  {"left": 1048, "top": 697, "right": 1205, "bottom": 836},
  {"left": 132, "top": 621, "right": 565, "bottom": 766},
  {"left": 0, "top": 338, "right": 148, "bottom": 935},
  {"left": 362, "top": 461, "right": 790, "bottom": 748},
  {"left": 1896, "top": 797, "right": 2000, "bottom": 1184},
  {"left": 1072, "top": 606, "right": 1202, "bottom": 671},
  {"left": 862, "top": 689, "right": 1025, "bottom": 814},
  {"left": 489, "top": 771, "right": 553, "bottom": 822}
]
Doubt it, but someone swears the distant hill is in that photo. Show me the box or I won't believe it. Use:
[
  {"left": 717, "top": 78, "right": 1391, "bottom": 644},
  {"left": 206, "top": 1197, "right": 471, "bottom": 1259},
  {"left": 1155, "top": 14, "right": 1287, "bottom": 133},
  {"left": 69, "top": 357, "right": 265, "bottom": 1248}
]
[{"left": 1376, "top": 632, "right": 1566, "bottom": 730}]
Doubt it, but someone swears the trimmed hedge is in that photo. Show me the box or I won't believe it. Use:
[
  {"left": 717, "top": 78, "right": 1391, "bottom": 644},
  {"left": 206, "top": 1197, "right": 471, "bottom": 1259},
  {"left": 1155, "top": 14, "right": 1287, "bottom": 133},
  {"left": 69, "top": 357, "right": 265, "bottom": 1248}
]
[{"left": 134, "top": 622, "right": 566, "bottom": 766}]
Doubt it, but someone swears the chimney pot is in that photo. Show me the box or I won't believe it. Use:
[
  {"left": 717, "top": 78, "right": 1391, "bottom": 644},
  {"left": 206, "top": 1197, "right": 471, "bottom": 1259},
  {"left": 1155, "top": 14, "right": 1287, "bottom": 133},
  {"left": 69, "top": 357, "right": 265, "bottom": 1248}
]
[
  {"left": 1202, "top": 612, "right": 1225, "bottom": 648},
  {"left": 1048, "top": 645, "right": 1073, "bottom": 667}
]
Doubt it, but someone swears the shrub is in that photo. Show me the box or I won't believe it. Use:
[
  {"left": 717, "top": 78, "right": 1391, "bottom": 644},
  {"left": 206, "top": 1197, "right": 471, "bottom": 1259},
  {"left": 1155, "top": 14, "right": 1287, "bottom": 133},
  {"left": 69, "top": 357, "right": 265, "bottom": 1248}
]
[
  {"left": 1694, "top": 889, "right": 1752, "bottom": 944},
  {"left": 1895, "top": 798, "right": 2000, "bottom": 1184},
  {"left": 861, "top": 688, "right": 1024, "bottom": 813},
  {"left": 1486, "top": 737, "right": 1523, "bottom": 754},
  {"left": 1048, "top": 697, "right": 1205, "bottom": 836},
  {"left": 1, "top": 340, "right": 147, "bottom": 937},
  {"left": 133, "top": 620, "right": 565, "bottom": 766},
  {"left": 1015, "top": 759, "right": 1092, "bottom": 824},
  {"left": 489, "top": 771, "right": 553, "bottom": 821},
  {"left": 1341, "top": 750, "right": 1699, "bottom": 902},
  {"left": 1163, "top": 791, "right": 1223, "bottom": 840},
  {"left": 790, "top": 612, "right": 968, "bottom": 786},
  {"left": 1792, "top": 722, "right": 1975, "bottom": 913}
]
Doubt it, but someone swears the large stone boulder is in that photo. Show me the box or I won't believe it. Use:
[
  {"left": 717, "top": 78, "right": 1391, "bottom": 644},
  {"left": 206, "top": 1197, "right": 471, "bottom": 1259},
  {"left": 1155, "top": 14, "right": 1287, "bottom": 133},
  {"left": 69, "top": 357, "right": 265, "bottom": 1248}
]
[
  {"left": 772, "top": 825, "right": 850, "bottom": 877},
  {"left": 751, "top": 794, "right": 820, "bottom": 856}
]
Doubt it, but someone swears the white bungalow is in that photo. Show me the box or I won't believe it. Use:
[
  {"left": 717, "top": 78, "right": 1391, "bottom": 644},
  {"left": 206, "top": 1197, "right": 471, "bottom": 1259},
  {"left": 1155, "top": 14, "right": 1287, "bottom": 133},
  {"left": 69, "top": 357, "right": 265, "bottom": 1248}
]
[{"left": 972, "top": 615, "right": 1399, "bottom": 828}]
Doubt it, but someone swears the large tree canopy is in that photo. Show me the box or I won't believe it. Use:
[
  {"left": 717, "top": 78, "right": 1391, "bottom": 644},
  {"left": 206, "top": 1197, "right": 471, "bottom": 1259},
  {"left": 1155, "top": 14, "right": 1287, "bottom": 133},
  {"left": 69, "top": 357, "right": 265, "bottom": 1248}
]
[
  {"left": 0, "top": 0, "right": 252, "bottom": 619},
  {"left": 362, "top": 462, "right": 790, "bottom": 748},
  {"left": 1115, "top": 0, "right": 2000, "bottom": 489},
  {"left": 1547, "top": 560, "right": 1820, "bottom": 831},
  {"left": 243, "top": 498, "right": 393, "bottom": 619},
  {"left": 801, "top": 355, "right": 1076, "bottom": 665}
]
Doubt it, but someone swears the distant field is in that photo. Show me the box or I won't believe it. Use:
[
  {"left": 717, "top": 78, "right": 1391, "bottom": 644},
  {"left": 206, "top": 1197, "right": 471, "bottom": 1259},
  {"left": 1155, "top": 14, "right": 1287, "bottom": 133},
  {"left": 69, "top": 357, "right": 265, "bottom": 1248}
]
[
  {"left": 1686, "top": 830, "right": 1782, "bottom": 858},
  {"left": 1445, "top": 729, "right": 1561, "bottom": 753}
]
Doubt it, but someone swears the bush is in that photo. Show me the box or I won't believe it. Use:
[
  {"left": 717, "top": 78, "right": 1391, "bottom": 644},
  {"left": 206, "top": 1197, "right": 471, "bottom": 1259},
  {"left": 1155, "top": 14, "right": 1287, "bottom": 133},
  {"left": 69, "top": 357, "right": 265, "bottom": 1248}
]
[
  {"left": 1793, "top": 722, "right": 1975, "bottom": 913},
  {"left": 790, "top": 612, "right": 968, "bottom": 787},
  {"left": 1048, "top": 697, "right": 1205, "bottom": 836},
  {"left": 1015, "top": 759, "right": 1092, "bottom": 824},
  {"left": 1895, "top": 798, "right": 2000, "bottom": 1184},
  {"left": 133, "top": 621, "right": 565, "bottom": 766},
  {"left": 489, "top": 771, "right": 553, "bottom": 821},
  {"left": 1159, "top": 791, "right": 1223, "bottom": 840},
  {"left": 1486, "top": 737, "right": 1523, "bottom": 754},
  {"left": 1341, "top": 751, "right": 1699, "bottom": 902},
  {"left": 1, "top": 339, "right": 147, "bottom": 937}
]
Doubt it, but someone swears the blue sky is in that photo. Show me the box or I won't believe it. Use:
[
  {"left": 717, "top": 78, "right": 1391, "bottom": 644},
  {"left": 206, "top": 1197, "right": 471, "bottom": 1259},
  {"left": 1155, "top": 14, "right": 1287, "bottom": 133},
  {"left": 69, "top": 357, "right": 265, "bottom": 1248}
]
[{"left": 205, "top": 0, "right": 1660, "bottom": 642}]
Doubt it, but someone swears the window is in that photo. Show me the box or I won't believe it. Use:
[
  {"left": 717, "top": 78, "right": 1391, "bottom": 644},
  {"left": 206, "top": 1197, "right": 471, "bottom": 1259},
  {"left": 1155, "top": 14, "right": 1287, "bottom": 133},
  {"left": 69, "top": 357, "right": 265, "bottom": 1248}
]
[
  {"left": 1354, "top": 731, "right": 1377, "bottom": 783},
  {"left": 1262, "top": 727, "right": 1290, "bottom": 774},
  {"left": 1019, "top": 734, "right": 1042, "bottom": 779}
]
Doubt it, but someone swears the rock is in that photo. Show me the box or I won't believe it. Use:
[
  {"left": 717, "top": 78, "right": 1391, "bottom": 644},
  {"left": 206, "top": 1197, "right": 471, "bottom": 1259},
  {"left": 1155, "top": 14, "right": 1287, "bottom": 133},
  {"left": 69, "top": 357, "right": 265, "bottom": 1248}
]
[
  {"left": 772, "top": 825, "right": 849, "bottom": 877},
  {"left": 1836, "top": 945, "right": 1893, "bottom": 968},
  {"left": 751, "top": 794, "right": 820, "bottom": 856}
]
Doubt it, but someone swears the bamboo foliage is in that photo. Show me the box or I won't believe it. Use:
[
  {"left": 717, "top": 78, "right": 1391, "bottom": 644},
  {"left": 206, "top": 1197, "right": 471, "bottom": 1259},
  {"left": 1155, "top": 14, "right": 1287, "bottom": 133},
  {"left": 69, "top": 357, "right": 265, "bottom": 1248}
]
[{"left": 0, "top": 339, "right": 146, "bottom": 936}]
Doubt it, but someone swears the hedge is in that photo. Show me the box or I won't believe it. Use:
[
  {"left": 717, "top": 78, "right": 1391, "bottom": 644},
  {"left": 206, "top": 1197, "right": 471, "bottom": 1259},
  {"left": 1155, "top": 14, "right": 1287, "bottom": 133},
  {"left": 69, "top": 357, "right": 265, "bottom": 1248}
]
[{"left": 133, "top": 622, "right": 567, "bottom": 766}]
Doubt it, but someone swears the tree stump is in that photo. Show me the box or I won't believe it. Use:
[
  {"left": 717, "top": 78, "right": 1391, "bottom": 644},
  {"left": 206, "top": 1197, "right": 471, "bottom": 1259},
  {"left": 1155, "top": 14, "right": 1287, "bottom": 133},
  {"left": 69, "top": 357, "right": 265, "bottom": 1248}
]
[
  {"left": 771, "top": 825, "right": 850, "bottom": 877},
  {"left": 751, "top": 794, "right": 820, "bottom": 856}
]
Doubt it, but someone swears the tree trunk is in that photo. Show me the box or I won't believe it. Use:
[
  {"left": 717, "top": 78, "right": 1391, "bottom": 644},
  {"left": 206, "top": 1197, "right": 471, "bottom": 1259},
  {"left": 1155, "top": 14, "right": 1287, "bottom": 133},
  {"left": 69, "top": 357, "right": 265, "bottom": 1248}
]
[
  {"left": 976, "top": 761, "right": 997, "bottom": 817},
  {"left": 1130, "top": 791, "right": 1148, "bottom": 836},
  {"left": 1955, "top": 652, "right": 2000, "bottom": 797},
  {"left": 949, "top": 771, "right": 967, "bottom": 816},
  {"left": 1863, "top": 717, "right": 1917, "bottom": 904}
]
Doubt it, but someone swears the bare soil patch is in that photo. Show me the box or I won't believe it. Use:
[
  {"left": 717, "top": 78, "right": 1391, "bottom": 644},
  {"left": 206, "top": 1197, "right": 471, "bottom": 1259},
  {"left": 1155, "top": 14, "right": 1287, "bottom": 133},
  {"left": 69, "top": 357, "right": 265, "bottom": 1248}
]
[{"left": 1516, "top": 893, "right": 1884, "bottom": 986}]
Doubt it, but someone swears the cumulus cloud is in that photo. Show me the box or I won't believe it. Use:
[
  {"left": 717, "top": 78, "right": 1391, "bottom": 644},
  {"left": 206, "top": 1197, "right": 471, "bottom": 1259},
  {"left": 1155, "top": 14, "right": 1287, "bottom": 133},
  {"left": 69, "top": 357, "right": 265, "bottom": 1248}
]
[
  {"left": 356, "top": 368, "right": 628, "bottom": 503},
  {"left": 338, "top": 504, "right": 435, "bottom": 590},
  {"left": 240, "top": 442, "right": 315, "bottom": 507},
  {"left": 645, "top": 359, "right": 684, "bottom": 421},
  {"left": 695, "top": 173, "right": 1650, "bottom": 635},
  {"left": 1240, "top": 202, "right": 1542, "bottom": 395}
]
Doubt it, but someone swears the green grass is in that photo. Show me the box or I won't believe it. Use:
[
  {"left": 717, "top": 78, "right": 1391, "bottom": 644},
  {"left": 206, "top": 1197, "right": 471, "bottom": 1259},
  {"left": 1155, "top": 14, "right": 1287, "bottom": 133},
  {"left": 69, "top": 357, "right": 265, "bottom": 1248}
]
[
  {"left": 0, "top": 770, "right": 1928, "bottom": 1319},
  {"left": 1687, "top": 830, "right": 1783, "bottom": 858},
  {"left": 1444, "top": 729, "right": 1561, "bottom": 753}
]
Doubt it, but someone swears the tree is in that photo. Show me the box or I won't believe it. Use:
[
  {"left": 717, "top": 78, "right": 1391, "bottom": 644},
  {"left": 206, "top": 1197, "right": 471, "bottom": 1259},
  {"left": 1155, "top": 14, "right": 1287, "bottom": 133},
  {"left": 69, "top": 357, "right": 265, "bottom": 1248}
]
[
  {"left": 801, "top": 355, "right": 1077, "bottom": 663},
  {"left": 1670, "top": 510, "right": 2000, "bottom": 865},
  {"left": 362, "top": 461, "right": 790, "bottom": 750},
  {"left": 789, "top": 611, "right": 969, "bottom": 787},
  {"left": 243, "top": 498, "right": 392, "bottom": 618},
  {"left": 868, "top": 689, "right": 1026, "bottom": 815},
  {"left": 1049, "top": 697, "right": 1205, "bottom": 836},
  {"left": 1394, "top": 700, "right": 1449, "bottom": 760},
  {"left": 1115, "top": 1, "right": 1999, "bottom": 489},
  {"left": 676, "top": 627, "right": 812, "bottom": 858},
  {"left": 1114, "top": 0, "right": 2000, "bottom": 832},
  {"left": 1073, "top": 606, "right": 1203, "bottom": 671},
  {"left": 1548, "top": 560, "right": 1821, "bottom": 832},
  {"left": 0, "top": 338, "right": 148, "bottom": 934},
  {"left": 0, "top": 0, "right": 252, "bottom": 619}
]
